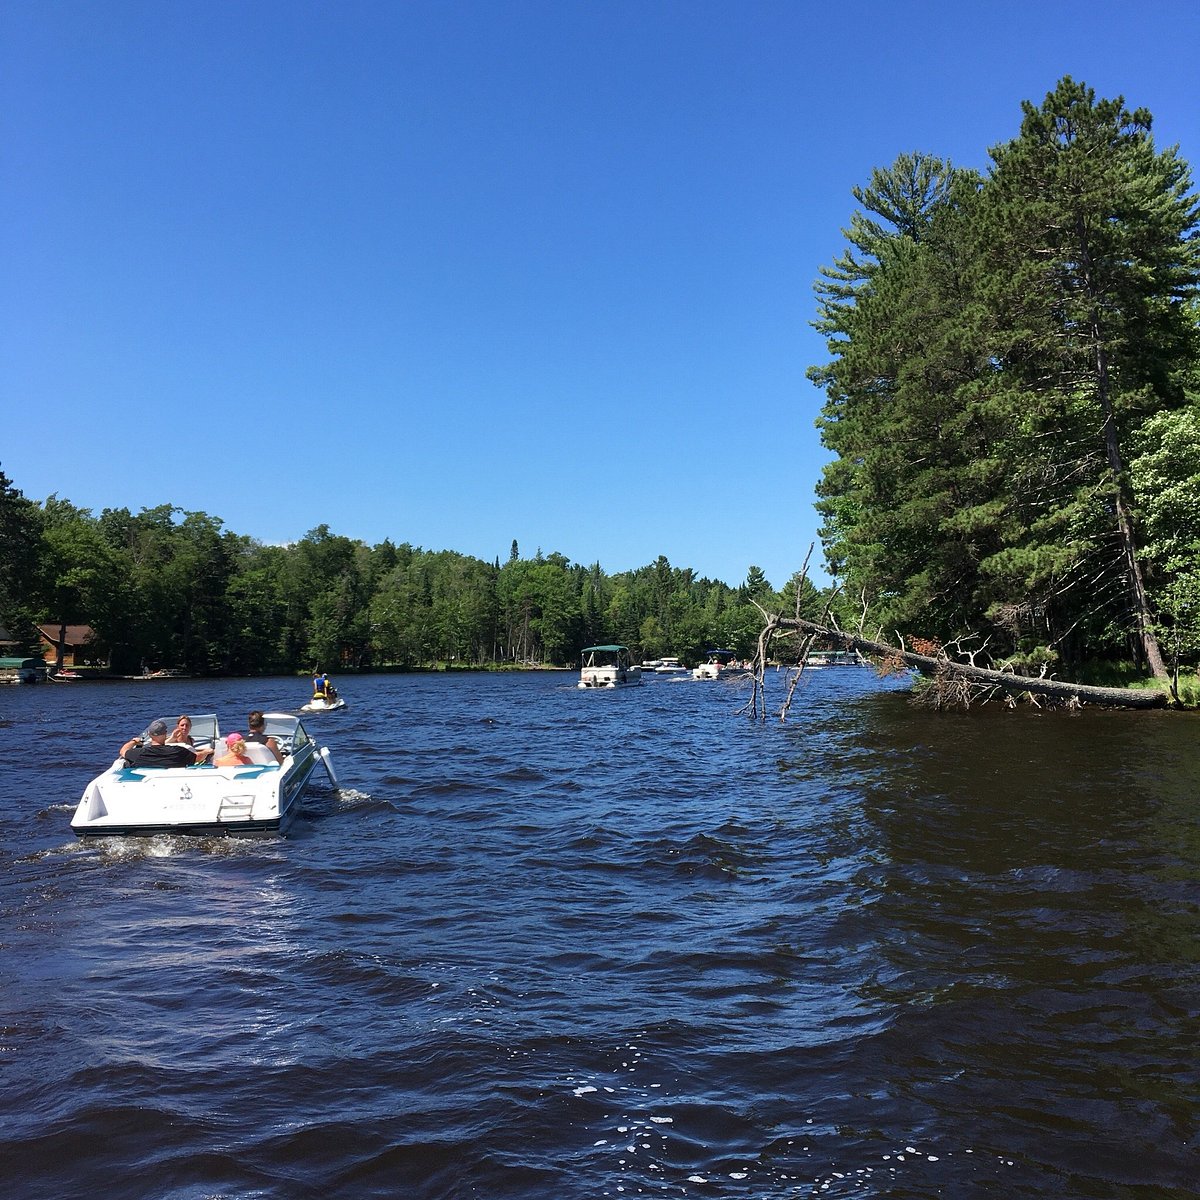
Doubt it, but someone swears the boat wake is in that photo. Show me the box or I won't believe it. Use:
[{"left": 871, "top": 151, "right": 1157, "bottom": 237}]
[{"left": 329, "top": 786, "right": 374, "bottom": 809}]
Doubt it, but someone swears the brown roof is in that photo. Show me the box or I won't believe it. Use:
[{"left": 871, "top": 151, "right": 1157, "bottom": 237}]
[{"left": 36, "top": 624, "right": 96, "bottom": 647}]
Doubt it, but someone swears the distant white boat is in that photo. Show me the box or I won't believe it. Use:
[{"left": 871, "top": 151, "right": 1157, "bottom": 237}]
[
  {"left": 803, "top": 650, "right": 869, "bottom": 669},
  {"left": 71, "top": 712, "right": 337, "bottom": 838},
  {"left": 578, "top": 645, "right": 644, "bottom": 689},
  {"left": 301, "top": 694, "right": 347, "bottom": 712},
  {"left": 653, "top": 657, "right": 688, "bottom": 675},
  {"left": 693, "top": 649, "right": 737, "bottom": 680}
]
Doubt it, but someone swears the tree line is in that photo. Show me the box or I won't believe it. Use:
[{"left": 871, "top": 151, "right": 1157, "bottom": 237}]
[
  {"left": 0, "top": 472, "right": 825, "bottom": 674},
  {"left": 810, "top": 78, "right": 1200, "bottom": 681}
]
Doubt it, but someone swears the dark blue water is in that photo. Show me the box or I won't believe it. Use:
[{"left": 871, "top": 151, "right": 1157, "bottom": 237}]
[{"left": 1, "top": 670, "right": 1197, "bottom": 1199}]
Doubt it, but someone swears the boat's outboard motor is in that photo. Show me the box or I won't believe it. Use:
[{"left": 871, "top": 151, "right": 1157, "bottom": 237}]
[{"left": 319, "top": 746, "right": 338, "bottom": 787}]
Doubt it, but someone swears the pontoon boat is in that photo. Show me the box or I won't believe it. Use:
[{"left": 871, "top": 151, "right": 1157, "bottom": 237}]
[{"left": 578, "top": 645, "right": 644, "bottom": 689}]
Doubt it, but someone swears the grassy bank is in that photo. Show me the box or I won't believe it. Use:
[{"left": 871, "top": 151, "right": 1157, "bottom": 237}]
[{"left": 1074, "top": 661, "right": 1200, "bottom": 707}]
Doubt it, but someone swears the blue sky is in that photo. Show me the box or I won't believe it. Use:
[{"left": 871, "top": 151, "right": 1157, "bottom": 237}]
[{"left": 3, "top": 1, "right": 1198, "bottom": 590}]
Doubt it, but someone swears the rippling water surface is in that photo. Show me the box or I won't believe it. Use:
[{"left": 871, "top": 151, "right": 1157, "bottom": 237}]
[{"left": 2, "top": 669, "right": 1197, "bottom": 1198}]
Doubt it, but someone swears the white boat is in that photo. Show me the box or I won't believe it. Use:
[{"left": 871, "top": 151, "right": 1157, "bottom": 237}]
[
  {"left": 578, "top": 645, "right": 644, "bottom": 689},
  {"left": 301, "top": 694, "right": 347, "bottom": 712},
  {"left": 693, "top": 649, "right": 736, "bottom": 680},
  {"left": 71, "top": 712, "right": 337, "bottom": 838},
  {"left": 803, "top": 649, "right": 869, "bottom": 669},
  {"left": 653, "top": 656, "right": 689, "bottom": 675}
]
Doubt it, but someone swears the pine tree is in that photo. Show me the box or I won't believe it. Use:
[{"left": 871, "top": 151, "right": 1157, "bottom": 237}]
[
  {"left": 809, "top": 82, "right": 1200, "bottom": 675},
  {"left": 812, "top": 156, "right": 986, "bottom": 631},
  {"left": 976, "top": 78, "right": 1200, "bottom": 676}
]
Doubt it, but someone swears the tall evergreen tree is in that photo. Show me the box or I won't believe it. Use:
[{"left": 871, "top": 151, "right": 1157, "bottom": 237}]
[
  {"left": 810, "top": 81, "right": 1200, "bottom": 676},
  {"left": 812, "top": 156, "right": 984, "bottom": 631},
  {"left": 812, "top": 151, "right": 961, "bottom": 342},
  {"left": 977, "top": 77, "right": 1200, "bottom": 676}
]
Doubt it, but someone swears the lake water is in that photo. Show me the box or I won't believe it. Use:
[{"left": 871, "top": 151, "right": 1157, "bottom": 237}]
[{"left": 1, "top": 669, "right": 1197, "bottom": 1199}]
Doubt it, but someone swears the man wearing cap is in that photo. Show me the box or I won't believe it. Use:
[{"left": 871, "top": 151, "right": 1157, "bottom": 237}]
[{"left": 119, "top": 719, "right": 212, "bottom": 768}]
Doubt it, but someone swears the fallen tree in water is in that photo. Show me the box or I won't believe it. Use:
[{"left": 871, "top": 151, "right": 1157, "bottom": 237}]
[{"left": 743, "top": 613, "right": 1170, "bottom": 719}]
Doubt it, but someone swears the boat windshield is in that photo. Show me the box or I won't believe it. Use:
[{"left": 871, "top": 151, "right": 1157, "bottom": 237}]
[
  {"left": 261, "top": 713, "right": 307, "bottom": 756},
  {"left": 142, "top": 713, "right": 219, "bottom": 747}
]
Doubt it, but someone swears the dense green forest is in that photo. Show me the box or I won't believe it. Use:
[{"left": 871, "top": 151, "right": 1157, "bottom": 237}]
[
  {"left": 0, "top": 469, "right": 823, "bottom": 674},
  {"left": 810, "top": 78, "right": 1200, "bottom": 680}
]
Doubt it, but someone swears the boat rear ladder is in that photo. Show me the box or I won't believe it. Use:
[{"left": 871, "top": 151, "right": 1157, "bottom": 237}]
[{"left": 217, "top": 794, "right": 255, "bottom": 822}]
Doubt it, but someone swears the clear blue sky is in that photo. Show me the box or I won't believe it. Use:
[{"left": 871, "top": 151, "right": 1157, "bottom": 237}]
[{"left": 3, "top": 1, "right": 1198, "bottom": 590}]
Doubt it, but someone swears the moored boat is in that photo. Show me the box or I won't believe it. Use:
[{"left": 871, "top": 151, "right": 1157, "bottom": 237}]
[
  {"left": 0, "top": 657, "right": 47, "bottom": 684},
  {"left": 71, "top": 712, "right": 337, "bottom": 838}
]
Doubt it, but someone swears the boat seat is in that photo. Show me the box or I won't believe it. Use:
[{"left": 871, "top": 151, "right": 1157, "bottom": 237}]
[
  {"left": 118, "top": 765, "right": 208, "bottom": 780},
  {"left": 212, "top": 765, "right": 278, "bottom": 779}
]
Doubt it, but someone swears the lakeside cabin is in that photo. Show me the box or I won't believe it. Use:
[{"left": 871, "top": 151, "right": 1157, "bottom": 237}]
[{"left": 35, "top": 623, "right": 107, "bottom": 671}]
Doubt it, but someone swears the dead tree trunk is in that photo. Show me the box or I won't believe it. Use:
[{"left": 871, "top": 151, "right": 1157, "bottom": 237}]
[{"left": 758, "top": 616, "right": 1169, "bottom": 711}]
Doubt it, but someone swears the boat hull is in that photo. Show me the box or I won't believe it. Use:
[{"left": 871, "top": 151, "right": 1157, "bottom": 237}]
[{"left": 73, "top": 814, "right": 295, "bottom": 838}]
